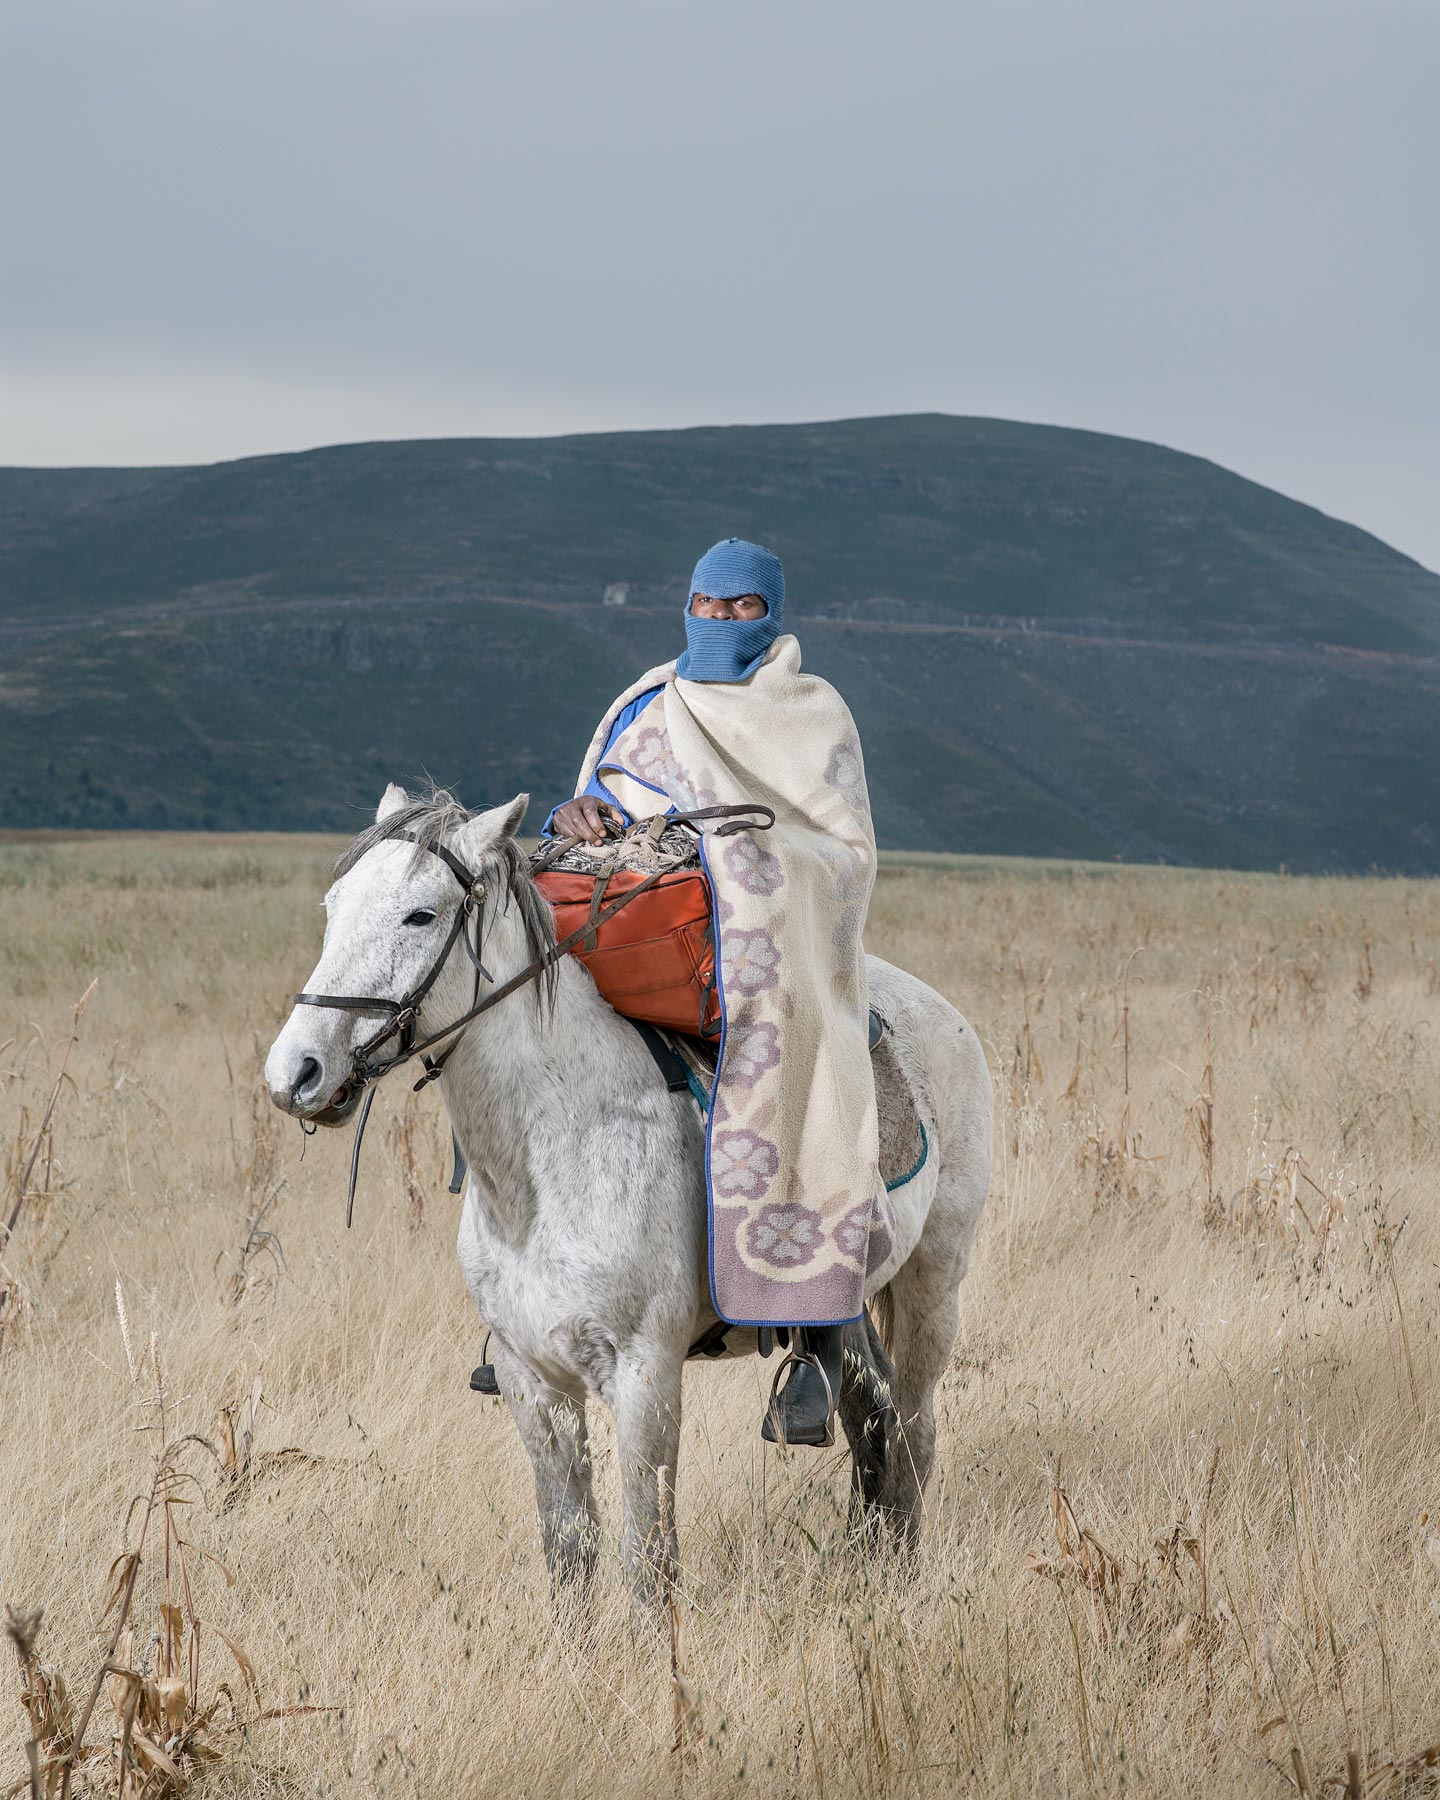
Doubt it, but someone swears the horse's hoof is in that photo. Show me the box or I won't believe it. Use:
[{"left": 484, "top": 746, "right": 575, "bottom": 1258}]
[{"left": 469, "top": 1363, "right": 500, "bottom": 1395}]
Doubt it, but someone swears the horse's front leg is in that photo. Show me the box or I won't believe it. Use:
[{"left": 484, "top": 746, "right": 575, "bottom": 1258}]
[
  {"left": 493, "top": 1342, "right": 599, "bottom": 1606},
  {"left": 609, "top": 1348, "right": 683, "bottom": 1612}
]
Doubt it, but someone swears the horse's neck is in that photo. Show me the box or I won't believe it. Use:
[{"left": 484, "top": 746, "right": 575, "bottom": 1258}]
[{"left": 434, "top": 936, "right": 633, "bottom": 1240}]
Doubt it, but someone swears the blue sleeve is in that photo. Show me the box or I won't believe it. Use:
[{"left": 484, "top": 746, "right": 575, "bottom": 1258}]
[{"left": 541, "top": 686, "right": 663, "bottom": 835}]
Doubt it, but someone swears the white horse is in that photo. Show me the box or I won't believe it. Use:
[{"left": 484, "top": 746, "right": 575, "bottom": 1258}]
[{"left": 265, "top": 787, "right": 992, "bottom": 1607}]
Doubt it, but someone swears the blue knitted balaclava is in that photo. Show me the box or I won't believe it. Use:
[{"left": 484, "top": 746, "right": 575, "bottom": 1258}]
[{"left": 674, "top": 537, "right": 785, "bottom": 683}]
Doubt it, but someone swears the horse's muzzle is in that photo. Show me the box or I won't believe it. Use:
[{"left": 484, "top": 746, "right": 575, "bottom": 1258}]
[
  {"left": 265, "top": 1047, "right": 365, "bottom": 1127},
  {"left": 302, "top": 1083, "right": 367, "bottom": 1129},
  {"left": 266, "top": 1079, "right": 364, "bottom": 1128}
]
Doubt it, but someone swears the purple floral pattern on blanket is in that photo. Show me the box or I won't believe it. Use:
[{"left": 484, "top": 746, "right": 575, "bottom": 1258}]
[
  {"left": 864, "top": 1204, "right": 895, "bottom": 1276},
  {"left": 628, "top": 726, "right": 682, "bottom": 796},
  {"left": 722, "top": 1018, "right": 780, "bottom": 1089},
  {"left": 711, "top": 1128, "right": 779, "bottom": 1199},
  {"left": 825, "top": 738, "right": 867, "bottom": 813},
  {"left": 835, "top": 1200, "right": 876, "bottom": 1261},
  {"left": 722, "top": 926, "right": 781, "bottom": 996},
  {"left": 746, "top": 1202, "right": 823, "bottom": 1268},
  {"left": 722, "top": 833, "right": 784, "bottom": 897}
]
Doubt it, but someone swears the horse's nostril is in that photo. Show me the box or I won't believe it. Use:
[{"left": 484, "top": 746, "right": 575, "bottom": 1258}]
[{"left": 292, "top": 1056, "right": 321, "bottom": 1099}]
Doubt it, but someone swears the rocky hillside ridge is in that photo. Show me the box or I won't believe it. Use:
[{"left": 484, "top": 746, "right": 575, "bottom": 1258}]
[{"left": 1, "top": 414, "right": 1435, "bottom": 870}]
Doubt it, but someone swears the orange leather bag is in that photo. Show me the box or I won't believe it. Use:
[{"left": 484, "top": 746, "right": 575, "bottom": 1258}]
[
  {"left": 532, "top": 862, "right": 720, "bottom": 1038},
  {"left": 530, "top": 808, "right": 773, "bottom": 1040}
]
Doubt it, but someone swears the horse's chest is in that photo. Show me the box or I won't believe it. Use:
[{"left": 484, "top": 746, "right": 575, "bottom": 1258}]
[{"left": 456, "top": 1193, "right": 658, "bottom": 1392}]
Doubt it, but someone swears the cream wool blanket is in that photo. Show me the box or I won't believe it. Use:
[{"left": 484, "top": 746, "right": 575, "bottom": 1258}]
[{"left": 571, "top": 633, "right": 890, "bottom": 1325}]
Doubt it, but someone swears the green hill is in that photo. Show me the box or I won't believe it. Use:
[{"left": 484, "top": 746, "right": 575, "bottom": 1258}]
[{"left": 1, "top": 414, "right": 1436, "bottom": 870}]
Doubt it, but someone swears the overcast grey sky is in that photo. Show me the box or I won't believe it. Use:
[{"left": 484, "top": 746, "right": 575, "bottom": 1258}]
[{"left": 3, "top": 0, "right": 1436, "bottom": 568}]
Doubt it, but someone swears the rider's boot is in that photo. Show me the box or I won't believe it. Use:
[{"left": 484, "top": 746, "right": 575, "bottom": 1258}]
[{"left": 761, "top": 1325, "right": 846, "bottom": 1448}]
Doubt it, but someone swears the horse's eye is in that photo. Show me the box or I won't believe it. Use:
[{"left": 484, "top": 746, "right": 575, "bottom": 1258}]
[{"left": 403, "top": 909, "right": 437, "bottom": 927}]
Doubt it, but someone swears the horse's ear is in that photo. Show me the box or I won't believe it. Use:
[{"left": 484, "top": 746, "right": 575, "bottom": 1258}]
[
  {"left": 456, "top": 793, "right": 530, "bottom": 859},
  {"left": 376, "top": 783, "right": 408, "bottom": 823}
]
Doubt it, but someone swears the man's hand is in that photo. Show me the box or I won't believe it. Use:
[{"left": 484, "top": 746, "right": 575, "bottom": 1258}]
[{"left": 552, "top": 797, "right": 625, "bottom": 845}]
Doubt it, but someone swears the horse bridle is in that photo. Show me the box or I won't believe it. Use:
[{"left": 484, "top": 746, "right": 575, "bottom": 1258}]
[
  {"left": 294, "top": 830, "right": 494, "bottom": 1108},
  {"left": 289, "top": 804, "right": 775, "bottom": 1226}
]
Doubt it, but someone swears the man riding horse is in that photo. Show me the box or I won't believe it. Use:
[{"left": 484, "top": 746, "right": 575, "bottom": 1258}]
[
  {"left": 474, "top": 537, "right": 885, "bottom": 1450},
  {"left": 266, "top": 537, "right": 991, "bottom": 1589}
]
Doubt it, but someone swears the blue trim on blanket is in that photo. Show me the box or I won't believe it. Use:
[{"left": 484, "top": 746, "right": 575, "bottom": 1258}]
[
  {"left": 697, "top": 834, "right": 735, "bottom": 1323},
  {"left": 884, "top": 1121, "right": 929, "bottom": 1192},
  {"left": 607, "top": 769, "right": 672, "bottom": 801},
  {"left": 541, "top": 686, "right": 664, "bottom": 835}
]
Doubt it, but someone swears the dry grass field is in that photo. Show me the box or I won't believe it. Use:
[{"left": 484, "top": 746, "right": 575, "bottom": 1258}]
[{"left": 2, "top": 832, "right": 1438, "bottom": 1799}]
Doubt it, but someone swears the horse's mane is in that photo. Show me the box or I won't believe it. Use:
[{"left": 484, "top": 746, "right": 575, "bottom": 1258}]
[{"left": 334, "top": 787, "right": 559, "bottom": 1013}]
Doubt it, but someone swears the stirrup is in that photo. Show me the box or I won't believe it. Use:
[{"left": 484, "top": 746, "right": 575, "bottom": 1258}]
[
  {"left": 469, "top": 1331, "right": 499, "bottom": 1396},
  {"left": 763, "top": 1345, "right": 836, "bottom": 1449}
]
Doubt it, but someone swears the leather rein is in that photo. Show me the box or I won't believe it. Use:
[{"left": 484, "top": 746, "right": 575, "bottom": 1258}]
[{"left": 291, "top": 803, "right": 775, "bottom": 1226}]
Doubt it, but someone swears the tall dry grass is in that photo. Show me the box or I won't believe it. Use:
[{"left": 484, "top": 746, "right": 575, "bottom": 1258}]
[{"left": 1, "top": 834, "right": 1437, "bottom": 1798}]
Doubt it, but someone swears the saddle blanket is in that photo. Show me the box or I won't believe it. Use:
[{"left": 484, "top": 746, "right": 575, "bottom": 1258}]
[{"left": 666, "top": 1017, "right": 928, "bottom": 1198}]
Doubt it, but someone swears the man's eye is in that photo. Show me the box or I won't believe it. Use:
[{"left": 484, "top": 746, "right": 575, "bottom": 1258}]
[{"left": 403, "top": 909, "right": 437, "bottom": 927}]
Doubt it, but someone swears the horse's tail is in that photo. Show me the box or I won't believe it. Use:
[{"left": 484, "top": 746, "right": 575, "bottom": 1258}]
[{"left": 868, "top": 1282, "right": 895, "bottom": 1359}]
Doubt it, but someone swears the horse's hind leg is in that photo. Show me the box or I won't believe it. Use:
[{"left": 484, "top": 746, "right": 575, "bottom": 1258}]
[
  {"left": 838, "top": 1312, "right": 897, "bottom": 1535},
  {"left": 495, "top": 1346, "right": 599, "bottom": 1606},
  {"left": 877, "top": 1231, "right": 974, "bottom": 1547}
]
